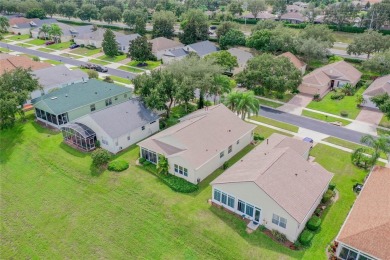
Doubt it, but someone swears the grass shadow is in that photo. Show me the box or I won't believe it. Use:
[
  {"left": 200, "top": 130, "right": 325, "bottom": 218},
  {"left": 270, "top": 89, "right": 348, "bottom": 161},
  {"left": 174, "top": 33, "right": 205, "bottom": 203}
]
[
  {"left": 59, "top": 142, "right": 88, "bottom": 158},
  {"left": 0, "top": 123, "right": 24, "bottom": 164},
  {"left": 90, "top": 164, "right": 105, "bottom": 177}
]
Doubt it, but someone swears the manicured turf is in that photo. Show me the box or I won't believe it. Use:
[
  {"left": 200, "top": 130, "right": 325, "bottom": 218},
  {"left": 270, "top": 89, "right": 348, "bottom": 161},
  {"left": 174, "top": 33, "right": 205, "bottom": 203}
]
[
  {"left": 379, "top": 115, "right": 390, "bottom": 128},
  {"left": 37, "top": 47, "right": 55, "bottom": 53},
  {"left": 109, "top": 75, "right": 132, "bottom": 84},
  {"left": 43, "top": 59, "right": 64, "bottom": 65},
  {"left": 25, "top": 39, "right": 46, "bottom": 46},
  {"left": 70, "top": 47, "right": 102, "bottom": 56},
  {"left": 257, "top": 98, "right": 282, "bottom": 108},
  {"left": 118, "top": 65, "right": 144, "bottom": 73},
  {"left": 0, "top": 116, "right": 368, "bottom": 259},
  {"left": 16, "top": 43, "right": 32, "bottom": 48},
  {"left": 127, "top": 60, "right": 161, "bottom": 70},
  {"left": 332, "top": 32, "right": 356, "bottom": 44},
  {"left": 306, "top": 87, "right": 364, "bottom": 119},
  {"left": 60, "top": 53, "right": 82, "bottom": 59},
  {"left": 46, "top": 41, "right": 72, "bottom": 50},
  {"left": 250, "top": 115, "right": 300, "bottom": 133},
  {"left": 7, "top": 34, "right": 31, "bottom": 41},
  {"left": 301, "top": 110, "right": 351, "bottom": 126},
  {"left": 89, "top": 59, "right": 110, "bottom": 65},
  {"left": 98, "top": 54, "right": 127, "bottom": 62},
  {"left": 254, "top": 125, "right": 294, "bottom": 138},
  {"left": 0, "top": 47, "right": 10, "bottom": 52}
]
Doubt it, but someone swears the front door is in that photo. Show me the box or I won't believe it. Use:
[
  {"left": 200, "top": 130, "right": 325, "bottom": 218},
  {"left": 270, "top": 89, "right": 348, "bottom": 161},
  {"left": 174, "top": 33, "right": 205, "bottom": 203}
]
[{"left": 254, "top": 208, "right": 261, "bottom": 222}]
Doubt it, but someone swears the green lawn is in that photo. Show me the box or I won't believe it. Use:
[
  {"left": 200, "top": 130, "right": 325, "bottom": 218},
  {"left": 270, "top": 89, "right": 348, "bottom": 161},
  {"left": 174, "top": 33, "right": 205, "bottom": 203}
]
[
  {"left": 7, "top": 34, "right": 31, "bottom": 41},
  {"left": 379, "top": 115, "right": 390, "bottom": 128},
  {"left": 250, "top": 115, "right": 299, "bottom": 133},
  {"left": 257, "top": 98, "right": 283, "bottom": 108},
  {"left": 60, "top": 53, "right": 82, "bottom": 59},
  {"left": 89, "top": 59, "right": 110, "bottom": 65},
  {"left": 37, "top": 47, "right": 55, "bottom": 53},
  {"left": 16, "top": 43, "right": 33, "bottom": 48},
  {"left": 98, "top": 54, "right": 127, "bottom": 62},
  {"left": 332, "top": 32, "right": 356, "bottom": 44},
  {"left": 301, "top": 110, "right": 351, "bottom": 126},
  {"left": 0, "top": 47, "right": 10, "bottom": 52},
  {"left": 377, "top": 128, "right": 390, "bottom": 136},
  {"left": 254, "top": 125, "right": 294, "bottom": 138},
  {"left": 25, "top": 39, "right": 46, "bottom": 46},
  {"left": 127, "top": 60, "right": 161, "bottom": 70},
  {"left": 257, "top": 92, "right": 294, "bottom": 103},
  {"left": 0, "top": 117, "right": 368, "bottom": 259},
  {"left": 306, "top": 88, "right": 364, "bottom": 119},
  {"left": 46, "top": 41, "right": 72, "bottom": 50},
  {"left": 109, "top": 75, "right": 132, "bottom": 84},
  {"left": 43, "top": 59, "right": 64, "bottom": 65},
  {"left": 118, "top": 65, "right": 144, "bottom": 73},
  {"left": 70, "top": 47, "right": 102, "bottom": 56}
]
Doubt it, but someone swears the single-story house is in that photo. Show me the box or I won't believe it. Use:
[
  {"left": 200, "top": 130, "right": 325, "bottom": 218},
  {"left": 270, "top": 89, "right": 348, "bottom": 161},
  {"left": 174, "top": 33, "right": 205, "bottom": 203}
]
[
  {"left": 8, "top": 17, "right": 57, "bottom": 35},
  {"left": 227, "top": 47, "right": 253, "bottom": 74},
  {"left": 74, "top": 28, "right": 139, "bottom": 52},
  {"left": 162, "top": 40, "right": 219, "bottom": 64},
  {"left": 279, "top": 52, "right": 307, "bottom": 75},
  {"left": 0, "top": 54, "right": 51, "bottom": 75},
  {"left": 361, "top": 75, "right": 390, "bottom": 109},
  {"left": 138, "top": 104, "right": 256, "bottom": 184},
  {"left": 298, "top": 61, "right": 362, "bottom": 98},
  {"left": 241, "top": 11, "right": 276, "bottom": 20},
  {"left": 71, "top": 99, "right": 159, "bottom": 153},
  {"left": 32, "top": 79, "right": 131, "bottom": 128},
  {"left": 211, "top": 133, "right": 333, "bottom": 242},
  {"left": 279, "top": 12, "right": 306, "bottom": 24},
  {"left": 31, "top": 23, "right": 94, "bottom": 42},
  {"left": 31, "top": 65, "right": 88, "bottom": 100},
  {"left": 287, "top": 4, "right": 304, "bottom": 12},
  {"left": 335, "top": 166, "right": 390, "bottom": 260},
  {"left": 149, "top": 37, "right": 184, "bottom": 60}
]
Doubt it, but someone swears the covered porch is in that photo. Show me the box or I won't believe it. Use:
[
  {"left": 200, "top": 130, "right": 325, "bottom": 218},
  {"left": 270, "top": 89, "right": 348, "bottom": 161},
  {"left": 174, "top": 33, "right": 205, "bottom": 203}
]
[{"left": 61, "top": 123, "right": 96, "bottom": 152}]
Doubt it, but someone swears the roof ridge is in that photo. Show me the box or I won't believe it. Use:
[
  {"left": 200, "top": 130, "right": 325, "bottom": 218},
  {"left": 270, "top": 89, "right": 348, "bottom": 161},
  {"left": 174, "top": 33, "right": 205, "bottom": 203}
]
[{"left": 341, "top": 221, "right": 390, "bottom": 242}]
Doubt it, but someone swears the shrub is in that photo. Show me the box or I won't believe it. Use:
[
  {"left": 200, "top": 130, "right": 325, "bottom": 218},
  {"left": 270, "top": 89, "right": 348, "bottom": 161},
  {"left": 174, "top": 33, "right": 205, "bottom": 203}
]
[
  {"left": 32, "top": 56, "right": 40, "bottom": 61},
  {"left": 330, "top": 92, "right": 345, "bottom": 100},
  {"left": 340, "top": 111, "right": 349, "bottom": 117},
  {"left": 313, "top": 94, "right": 320, "bottom": 100},
  {"left": 80, "top": 44, "right": 85, "bottom": 48},
  {"left": 314, "top": 208, "right": 321, "bottom": 216},
  {"left": 103, "top": 76, "right": 114, "bottom": 83},
  {"left": 328, "top": 183, "right": 336, "bottom": 191},
  {"left": 253, "top": 132, "right": 264, "bottom": 141},
  {"left": 328, "top": 55, "right": 344, "bottom": 63},
  {"left": 108, "top": 160, "right": 129, "bottom": 172},
  {"left": 291, "top": 89, "right": 300, "bottom": 94},
  {"left": 299, "top": 229, "right": 314, "bottom": 246},
  {"left": 139, "top": 157, "right": 146, "bottom": 164},
  {"left": 259, "top": 225, "right": 266, "bottom": 231},
  {"left": 275, "top": 93, "right": 284, "bottom": 100},
  {"left": 91, "top": 148, "right": 110, "bottom": 167},
  {"left": 322, "top": 189, "right": 334, "bottom": 203},
  {"left": 95, "top": 140, "right": 100, "bottom": 148},
  {"left": 222, "top": 161, "right": 229, "bottom": 170},
  {"left": 143, "top": 161, "right": 152, "bottom": 167},
  {"left": 86, "top": 69, "right": 98, "bottom": 79},
  {"left": 306, "top": 216, "right": 322, "bottom": 231},
  {"left": 271, "top": 229, "right": 288, "bottom": 243},
  {"left": 253, "top": 86, "right": 265, "bottom": 96}
]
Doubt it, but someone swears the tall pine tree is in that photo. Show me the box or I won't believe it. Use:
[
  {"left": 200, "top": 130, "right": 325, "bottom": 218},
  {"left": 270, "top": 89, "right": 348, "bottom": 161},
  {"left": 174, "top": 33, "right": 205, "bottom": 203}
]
[{"left": 102, "top": 29, "right": 118, "bottom": 57}]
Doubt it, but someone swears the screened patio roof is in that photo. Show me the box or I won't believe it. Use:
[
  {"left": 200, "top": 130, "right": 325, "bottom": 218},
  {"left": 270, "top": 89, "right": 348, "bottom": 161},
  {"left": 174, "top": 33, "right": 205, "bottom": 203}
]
[{"left": 61, "top": 122, "right": 96, "bottom": 138}]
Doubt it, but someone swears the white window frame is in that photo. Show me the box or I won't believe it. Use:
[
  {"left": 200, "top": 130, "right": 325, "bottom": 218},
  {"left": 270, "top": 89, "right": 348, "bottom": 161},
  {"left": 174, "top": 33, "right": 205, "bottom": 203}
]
[
  {"left": 228, "top": 145, "right": 232, "bottom": 154},
  {"left": 220, "top": 151, "right": 224, "bottom": 158},
  {"left": 272, "top": 213, "right": 287, "bottom": 229}
]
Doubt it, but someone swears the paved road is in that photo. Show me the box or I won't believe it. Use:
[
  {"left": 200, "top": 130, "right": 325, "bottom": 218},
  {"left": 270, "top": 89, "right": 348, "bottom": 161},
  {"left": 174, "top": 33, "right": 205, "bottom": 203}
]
[
  {"left": 0, "top": 42, "right": 138, "bottom": 79},
  {"left": 259, "top": 106, "right": 372, "bottom": 143}
]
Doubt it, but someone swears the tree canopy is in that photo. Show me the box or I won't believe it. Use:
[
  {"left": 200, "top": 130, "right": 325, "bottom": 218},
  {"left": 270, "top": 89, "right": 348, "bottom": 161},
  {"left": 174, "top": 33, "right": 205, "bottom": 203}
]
[
  {"left": 347, "top": 30, "right": 390, "bottom": 59},
  {"left": 363, "top": 50, "right": 390, "bottom": 75},
  {"left": 206, "top": 50, "right": 238, "bottom": 71},
  {"left": 102, "top": 29, "right": 118, "bottom": 57},
  {"left": 152, "top": 11, "right": 176, "bottom": 39},
  {"left": 128, "top": 36, "right": 155, "bottom": 64},
  {"left": 371, "top": 93, "right": 390, "bottom": 120},
  {"left": 100, "top": 6, "right": 122, "bottom": 24},
  {"left": 179, "top": 9, "right": 209, "bottom": 45}
]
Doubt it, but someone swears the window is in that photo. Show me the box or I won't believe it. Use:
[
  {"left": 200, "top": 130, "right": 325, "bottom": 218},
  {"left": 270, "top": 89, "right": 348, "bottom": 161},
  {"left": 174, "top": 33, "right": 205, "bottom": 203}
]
[
  {"left": 221, "top": 193, "right": 227, "bottom": 205},
  {"left": 183, "top": 168, "right": 188, "bottom": 177},
  {"left": 141, "top": 147, "right": 157, "bottom": 164},
  {"left": 339, "top": 246, "right": 359, "bottom": 260},
  {"left": 272, "top": 214, "right": 287, "bottom": 229},
  {"left": 90, "top": 104, "right": 96, "bottom": 111},
  {"left": 227, "top": 195, "right": 235, "bottom": 208},
  {"left": 174, "top": 164, "right": 188, "bottom": 177},
  {"left": 228, "top": 145, "right": 232, "bottom": 154},
  {"left": 141, "top": 126, "right": 145, "bottom": 131},
  {"left": 220, "top": 151, "right": 224, "bottom": 158},
  {"left": 105, "top": 98, "right": 112, "bottom": 106},
  {"left": 214, "top": 189, "right": 221, "bottom": 202},
  {"left": 127, "top": 136, "right": 130, "bottom": 140},
  {"left": 236, "top": 140, "right": 240, "bottom": 145},
  {"left": 174, "top": 164, "right": 178, "bottom": 173},
  {"left": 238, "top": 200, "right": 245, "bottom": 213},
  {"left": 245, "top": 203, "right": 254, "bottom": 217}
]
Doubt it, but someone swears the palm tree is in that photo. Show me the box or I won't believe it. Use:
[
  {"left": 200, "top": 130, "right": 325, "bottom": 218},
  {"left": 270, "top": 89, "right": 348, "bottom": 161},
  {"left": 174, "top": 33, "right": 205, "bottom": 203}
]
[
  {"left": 39, "top": 24, "right": 51, "bottom": 40},
  {"left": 223, "top": 91, "right": 241, "bottom": 114},
  {"left": 360, "top": 134, "right": 390, "bottom": 163},
  {"left": 157, "top": 155, "right": 169, "bottom": 175},
  {"left": 0, "top": 16, "right": 9, "bottom": 33},
  {"left": 209, "top": 75, "right": 232, "bottom": 104},
  {"left": 49, "top": 24, "right": 63, "bottom": 43},
  {"left": 237, "top": 91, "right": 260, "bottom": 119}
]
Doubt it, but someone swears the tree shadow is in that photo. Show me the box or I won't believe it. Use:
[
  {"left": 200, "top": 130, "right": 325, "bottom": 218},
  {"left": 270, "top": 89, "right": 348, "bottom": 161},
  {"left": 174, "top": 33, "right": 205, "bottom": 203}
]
[
  {"left": 90, "top": 164, "right": 105, "bottom": 177},
  {"left": 59, "top": 143, "right": 88, "bottom": 158},
  {"left": 31, "top": 121, "right": 59, "bottom": 136},
  {"left": 0, "top": 124, "right": 24, "bottom": 164}
]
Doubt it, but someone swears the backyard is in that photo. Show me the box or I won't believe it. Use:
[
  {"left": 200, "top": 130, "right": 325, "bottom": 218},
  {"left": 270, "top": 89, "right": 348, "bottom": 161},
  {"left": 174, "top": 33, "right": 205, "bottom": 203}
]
[
  {"left": 0, "top": 115, "right": 368, "bottom": 259},
  {"left": 306, "top": 87, "right": 365, "bottom": 119}
]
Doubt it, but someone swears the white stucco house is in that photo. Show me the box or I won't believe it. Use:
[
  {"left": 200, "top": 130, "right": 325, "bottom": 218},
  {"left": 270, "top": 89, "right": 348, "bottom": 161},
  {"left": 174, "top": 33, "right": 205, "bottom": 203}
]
[
  {"left": 137, "top": 104, "right": 256, "bottom": 184},
  {"left": 211, "top": 134, "right": 333, "bottom": 242},
  {"left": 335, "top": 166, "right": 390, "bottom": 260},
  {"left": 361, "top": 75, "right": 390, "bottom": 109},
  {"left": 75, "top": 99, "right": 159, "bottom": 154}
]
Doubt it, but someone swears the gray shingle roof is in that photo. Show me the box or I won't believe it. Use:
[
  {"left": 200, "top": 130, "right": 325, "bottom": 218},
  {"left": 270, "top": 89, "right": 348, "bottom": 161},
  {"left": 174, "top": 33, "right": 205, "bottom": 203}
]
[
  {"left": 84, "top": 98, "right": 159, "bottom": 138},
  {"left": 33, "top": 65, "right": 88, "bottom": 89},
  {"left": 167, "top": 48, "right": 188, "bottom": 57},
  {"left": 32, "top": 79, "right": 131, "bottom": 115},
  {"left": 186, "top": 40, "right": 219, "bottom": 57}
]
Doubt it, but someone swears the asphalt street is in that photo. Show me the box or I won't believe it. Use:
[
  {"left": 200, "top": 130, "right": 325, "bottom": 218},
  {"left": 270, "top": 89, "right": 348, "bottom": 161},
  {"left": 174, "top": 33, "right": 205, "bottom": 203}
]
[
  {"left": 0, "top": 42, "right": 138, "bottom": 79},
  {"left": 259, "top": 106, "right": 372, "bottom": 143}
]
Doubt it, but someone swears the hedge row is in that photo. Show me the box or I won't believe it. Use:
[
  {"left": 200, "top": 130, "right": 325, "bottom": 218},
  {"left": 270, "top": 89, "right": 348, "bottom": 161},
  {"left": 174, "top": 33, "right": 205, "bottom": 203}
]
[
  {"left": 299, "top": 229, "right": 314, "bottom": 246},
  {"left": 306, "top": 216, "right": 322, "bottom": 231},
  {"left": 142, "top": 162, "right": 199, "bottom": 193}
]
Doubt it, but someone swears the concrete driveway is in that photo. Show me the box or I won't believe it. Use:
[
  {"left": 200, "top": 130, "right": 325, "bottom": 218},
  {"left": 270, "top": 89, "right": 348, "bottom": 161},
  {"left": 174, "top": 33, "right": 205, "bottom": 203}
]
[
  {"left": 355, "top": 108, "right": 383, "bottom": 125},
  {"left": 279, "top": 94, "right": 313, "bottom": 115}
]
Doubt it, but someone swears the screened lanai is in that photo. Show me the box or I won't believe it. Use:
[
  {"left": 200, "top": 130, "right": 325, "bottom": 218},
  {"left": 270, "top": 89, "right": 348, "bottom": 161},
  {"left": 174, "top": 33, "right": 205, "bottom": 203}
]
[{"left": 61, "top": 123, "right": 96, "bottom": 151}]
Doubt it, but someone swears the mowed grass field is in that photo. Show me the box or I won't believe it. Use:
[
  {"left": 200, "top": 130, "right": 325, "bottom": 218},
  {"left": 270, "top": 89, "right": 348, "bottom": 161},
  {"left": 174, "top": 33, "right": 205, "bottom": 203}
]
[{"left": 0, "top": 115, "right": 368, "bottom": 259}]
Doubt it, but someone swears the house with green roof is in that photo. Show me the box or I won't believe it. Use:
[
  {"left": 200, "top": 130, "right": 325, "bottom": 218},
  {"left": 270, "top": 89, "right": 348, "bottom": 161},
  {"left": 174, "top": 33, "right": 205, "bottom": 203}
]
[{"left": 32, "top": 79, "right": 132, "bottom": 128}]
